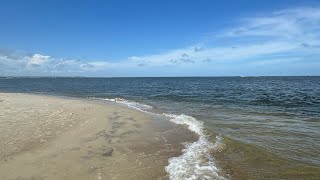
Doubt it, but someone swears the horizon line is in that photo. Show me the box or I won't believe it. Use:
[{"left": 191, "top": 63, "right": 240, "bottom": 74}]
[{"left": 1, "top": 75, "right": 320, "bottom": 78}]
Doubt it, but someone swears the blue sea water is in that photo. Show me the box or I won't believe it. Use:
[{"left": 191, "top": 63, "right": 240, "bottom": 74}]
[{"left": 1, "top": 76, "right": 319, "bottom": 178}]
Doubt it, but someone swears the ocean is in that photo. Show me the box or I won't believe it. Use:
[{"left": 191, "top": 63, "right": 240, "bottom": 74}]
[{"left": 1, "top": 76, "right": 319, "bottom": 179}]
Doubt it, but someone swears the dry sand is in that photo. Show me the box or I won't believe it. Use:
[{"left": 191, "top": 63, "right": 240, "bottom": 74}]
[{"left": 0, "top": 93, "right": 197, "bottom": 180}]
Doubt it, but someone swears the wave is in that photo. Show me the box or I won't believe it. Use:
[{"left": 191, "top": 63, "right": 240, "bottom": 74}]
[
  {"left": 89, "top": 97, "right": 153, "bottom": 111},
  {"left": 164, "top": 114, "right": 226, "bottom": 180},
  {"left": 91, "top": 97, "right": 226, "bottom": 179}
]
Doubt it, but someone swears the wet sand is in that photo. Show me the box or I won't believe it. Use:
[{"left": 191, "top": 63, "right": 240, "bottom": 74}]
[{"left": 0, "top": 93, "right": 198, "bottom": 180}]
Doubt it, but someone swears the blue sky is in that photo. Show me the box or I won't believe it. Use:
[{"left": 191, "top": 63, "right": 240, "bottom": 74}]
[{"left": 0, "top": 0, "right": 320, "bottom": 76}]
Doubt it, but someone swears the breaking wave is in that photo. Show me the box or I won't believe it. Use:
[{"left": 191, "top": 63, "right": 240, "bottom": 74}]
[
  {"left": 89, "top": 97, "right": 153, "bottom": 111},
  {"left": 91, "top": 97, "right": 227, "bottom": 179},
  {"left": 164, "top": 114, "right": 226, "bottom": 180}
]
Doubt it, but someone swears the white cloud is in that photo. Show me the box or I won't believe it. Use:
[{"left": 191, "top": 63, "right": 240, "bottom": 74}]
[
  {"left": 125, "top": 41, "right": 300, "bottom": 66},
  {"left": 0, "top": 51, "right": 109, "bottom": 76},
  {"left": 1, "top": 7, "right": 320, "bottom": 76},
  {"left": 223, "top": 7, "right": 320, "bottom": 42},
  {"left": 119, "top": 7, "right": 320, "bottom": 69},
  {"left": 26, "top": 54, "right": 50, "bottom": 67}
]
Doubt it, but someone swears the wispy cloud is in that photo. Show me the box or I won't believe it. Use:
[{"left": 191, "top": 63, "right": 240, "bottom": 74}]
[
  {"left": 1, "top": 7, "right": 320, "bottom": 76},
  {"left": 124, "top": 7, "right": 320, "bottom": 68},
  {"left": 223, "top": 7, "right": 320, "bottom": 43}
]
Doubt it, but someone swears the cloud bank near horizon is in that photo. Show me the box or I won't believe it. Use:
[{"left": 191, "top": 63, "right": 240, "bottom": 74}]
[{"left": 1, "top": 7, "right": 320, "bottom": 76}]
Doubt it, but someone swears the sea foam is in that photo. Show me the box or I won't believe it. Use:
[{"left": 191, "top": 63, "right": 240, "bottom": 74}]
[
  {"left": 164, "top": 114, "right": 226, "bottom": 180},
  {"left": 91, "top": 97, "right": 226, "bottom": 180},
  {"left": 90, "top": 97, "right": 153, "bottom": 111}
]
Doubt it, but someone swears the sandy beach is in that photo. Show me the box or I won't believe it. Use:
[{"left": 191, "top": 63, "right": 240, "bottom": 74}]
[{"left": 0, "top": 93, "right": 197, "bottom": 180}]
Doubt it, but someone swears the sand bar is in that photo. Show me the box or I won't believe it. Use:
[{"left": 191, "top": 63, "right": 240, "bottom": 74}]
[{"left": 0, "top": 93, "right": 197, "bottom": 180}]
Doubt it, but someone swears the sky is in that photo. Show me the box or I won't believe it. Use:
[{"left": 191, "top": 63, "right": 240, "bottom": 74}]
[{"left": 0, "top": 0, "right": 320, "bottom": 77}]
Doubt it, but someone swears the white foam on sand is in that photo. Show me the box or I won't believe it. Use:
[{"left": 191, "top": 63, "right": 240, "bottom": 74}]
[
  {"left": 164, "top": 114, "right": 226, "bottom": 180},
  {"left": 91, "top": 97, "right": 227, "bottom": 180}
]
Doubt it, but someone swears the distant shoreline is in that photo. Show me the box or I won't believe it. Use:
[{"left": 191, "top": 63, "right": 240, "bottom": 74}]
[{"left": 1, "top": 75, "right": 320, "bottom": 79}]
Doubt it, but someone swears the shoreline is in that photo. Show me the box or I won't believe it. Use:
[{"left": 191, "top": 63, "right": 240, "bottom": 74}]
[
  {"left": 0, "top": 93, "right": 198, "bottom": 179},
  {"left": 1, "top": 77, "right": 319, "bottom": 179}
]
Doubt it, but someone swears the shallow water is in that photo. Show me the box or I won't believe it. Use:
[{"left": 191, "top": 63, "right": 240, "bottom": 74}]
[{"left": 1, "top": 76, "right": 319, "bottom": 179}]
